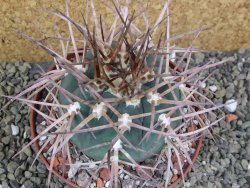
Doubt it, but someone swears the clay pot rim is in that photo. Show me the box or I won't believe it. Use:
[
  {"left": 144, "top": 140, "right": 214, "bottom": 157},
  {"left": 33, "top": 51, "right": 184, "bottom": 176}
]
[{"left": 29, "top": 62, "right": 203, "bottom": 188}]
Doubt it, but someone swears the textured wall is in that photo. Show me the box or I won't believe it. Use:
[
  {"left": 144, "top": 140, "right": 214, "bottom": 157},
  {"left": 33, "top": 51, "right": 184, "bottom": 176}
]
[{"left": 1, "top": 0, "right": 250, "bottom": 62}]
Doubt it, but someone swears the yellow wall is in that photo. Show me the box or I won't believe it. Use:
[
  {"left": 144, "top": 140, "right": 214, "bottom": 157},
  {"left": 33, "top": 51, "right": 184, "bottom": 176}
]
[{"left": 1, "top": 0, "right": 250, "bottom": 62}]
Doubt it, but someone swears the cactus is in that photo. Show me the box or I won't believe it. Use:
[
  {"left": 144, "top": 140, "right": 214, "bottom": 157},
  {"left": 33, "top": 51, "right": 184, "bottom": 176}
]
[
  {"left": 58, "top": 51, "right": 182, "bottom": 162},
  {"left": 7, "top": 0, "right": 233, "bottom": 187}
]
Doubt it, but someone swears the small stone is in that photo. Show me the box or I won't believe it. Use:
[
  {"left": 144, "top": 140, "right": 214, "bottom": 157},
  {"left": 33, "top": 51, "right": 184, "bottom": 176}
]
[
  {"left": 238, "top": 48, "right": 245, "bottom": 54},
  {"left": 14, "top": 167, "right": 23, "bottom": 177},
  {"left": 23, "top": 147, "right": 32, "bottom": 157},
  {"left": 232, "top": 182, "right": 240, "bottom": 188},
  {"left": 1, "top": 181, "right": 10, "bottom": 188},
  {"left": 99, "top": 168, "right": 110, "bottom": 181},
  {"left": 246, "top": 71, "right": 250, "bottom": 80},
  {"left": 225, "top": 114, "right": 237, "bottom": 123},
  {"left": 209, "top": 85, "right": 217, "bottom": 92},
  {"left": 225, "top": 84, "right": 235, "bottom": 98},
  {"left": 36, "top": 163, "right": 46, "bottom": 174},
  {"left": 213, "top": 127, "right": 220, "bottom": 134},
  {"left": 230, "top": 143, "right": 241, "bottom": 153},
  {"left": 11, "top": 124, "right": 19, "bottom": 135},
  {"left": 242, "top": 121, "right": 250, "bottom": 129},
  {"left": 105, "top": 180, "right": 110, "bottom": 188},
  {"left": 0, "top": 152, "right": 4, "bottom": 161},
  {"left": 18, "top": 66, "right": 29, "bottom": 74},
  {"left": 225, "top": 99, "right": 238, "bottom": 112},
  {"left": 237, "top": 73, "right": 246, "bottom": 80},
  {"left": 30, "top": 177, "right": 42, "bottom": 185},
  {"left": 241, "top": 159, "right": 248, "bottom": 170},
  {"left": 194, "top": 52, "right": 205, "bottom": 64},
  {"left": 7, "top": 161, "right": 19, "bottom": 173},
  {"left": 9, "top": 180, "right": 19, "bottom": 188},
  {"left": 1, "top": 136, "right": 11, "bottom": 145},
  {"left": 216, "top": 88, "right": 226, "bottom": 98},
  {"left": 24, "top": 171, "right": 32, "bottom": 179},
  {"left": 7, "top": 173, "right": 15, "bottom": 181},
  {"left": 76, "top": 171, "right": 89, "bottom": 186},
  {"left": 4, "top": 115, "right": 14, "bottom": 124},
  {"left": 238, "top": 178, "right": 247, "bottom": 186},
  {"left": 0, "top": 168, "right": 5, "bottom": 174},
  {"left": 122, "top": 179, "right": 136, "bottom": 188},
  {"left": 9, "top": 66, "right": 16, "bottom": 74},
  {"left": 23, "top": 180, "right": 34, "bottom": 188}
]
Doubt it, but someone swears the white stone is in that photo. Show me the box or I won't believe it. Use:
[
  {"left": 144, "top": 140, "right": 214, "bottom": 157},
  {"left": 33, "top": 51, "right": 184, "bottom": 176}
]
[
  {"left": 124, "top": 175, "right": 129, "bottom": 179},
  {"left": 225, "top": 99, "right": 238, "bottom": 112},
  {"left": 184, "top": 182, "right": 191, "bottom": 187},
  {"left": 193, "top": 120, "right": 199, "bottom": 125},
  {"left": 209, "top": 85, "right": 218, "bottom": 92},
  {"left": 136, "top": 180, "right": 140, "bottom": 185},
  {"left": 173, "top": 168, "right": 178, "bottom": 175},
  {"left": 183, "top": 107, "right": 188, "bottom": 114},
  {"left": 41, "top": 121, "right": 46, "bottom": 126},
  {"left": 39, "top": 135, "right": 47, "bottom": 141},
  {"left": 105, "top": 180, "right": 110, "bottom": 188},
  {"left": 11, "top": 124, "right": 19, "bottom": 136},
  {"left": 23, "top": 131, "right": 27, "bottom": 139},
  {"left": 119, "top": 173, "right": 124, "bottom": 179}
]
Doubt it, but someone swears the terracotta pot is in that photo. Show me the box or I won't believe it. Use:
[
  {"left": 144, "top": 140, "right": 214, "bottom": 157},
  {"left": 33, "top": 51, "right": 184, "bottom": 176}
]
[{"left": 29, "top": 60, "right": 202, "bottom": 187}]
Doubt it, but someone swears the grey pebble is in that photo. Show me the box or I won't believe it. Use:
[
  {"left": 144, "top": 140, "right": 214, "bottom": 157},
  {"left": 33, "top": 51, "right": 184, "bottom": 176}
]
[
  {"left": 30, "top": 176, "right": 42, "bottom": 185},
  {"left": 7, "top": 161, "right": 19, "bottom": 173},
  {"left": 241, "top": 159, "right": 249, "bottom": 170},
  {"left": 23, "top": 180, "right": 35, "bottom": 188},
  {"left": 0, "top": 152, "right": 5, "bottom": 161},
  {"left": 24, "top": 171, "right": 32, "bottom": 179}
]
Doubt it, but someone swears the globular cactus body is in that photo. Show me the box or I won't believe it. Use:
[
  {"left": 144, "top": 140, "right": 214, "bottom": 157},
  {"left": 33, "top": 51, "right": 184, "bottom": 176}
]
[{"left": 58, "top": 51, "right": 181, "bottom": 162}]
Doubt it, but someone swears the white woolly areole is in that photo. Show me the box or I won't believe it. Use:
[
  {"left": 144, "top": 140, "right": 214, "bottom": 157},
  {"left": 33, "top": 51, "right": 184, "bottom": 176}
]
[
  {"left": 126, "top": 98, "right": 140, "bottom": 107},
  {"left": 147, "top": 92, "right": 162, "bottom": 105},
  {"left": 158, "top": 114, "right": 171, "bottom": 126},
  {"left": 225, "top": 99, "right": 238, "bottom": 112},
  {"left": 74, "top": 64, "right": 88, "bottom": 72},
  {"left": 118, "top": 113, "right": 132, "bottom": 131},
  {"left": 93, "top": 102, "right": 106, "bottom": 119},
  {"left": 113, "top": 139, "right": 123, "bottom": 151},
  {"left": 67, "top": 102, "right": 80, "bottom": 115},
  {"left": 179, "top": 83, "right": 186, "bottom": 90}
]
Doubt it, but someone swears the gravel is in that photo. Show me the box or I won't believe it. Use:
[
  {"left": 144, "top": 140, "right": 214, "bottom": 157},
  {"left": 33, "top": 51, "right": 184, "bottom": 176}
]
[{"left": 0, "top": 49, "right": 249, "bottom": 187}]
